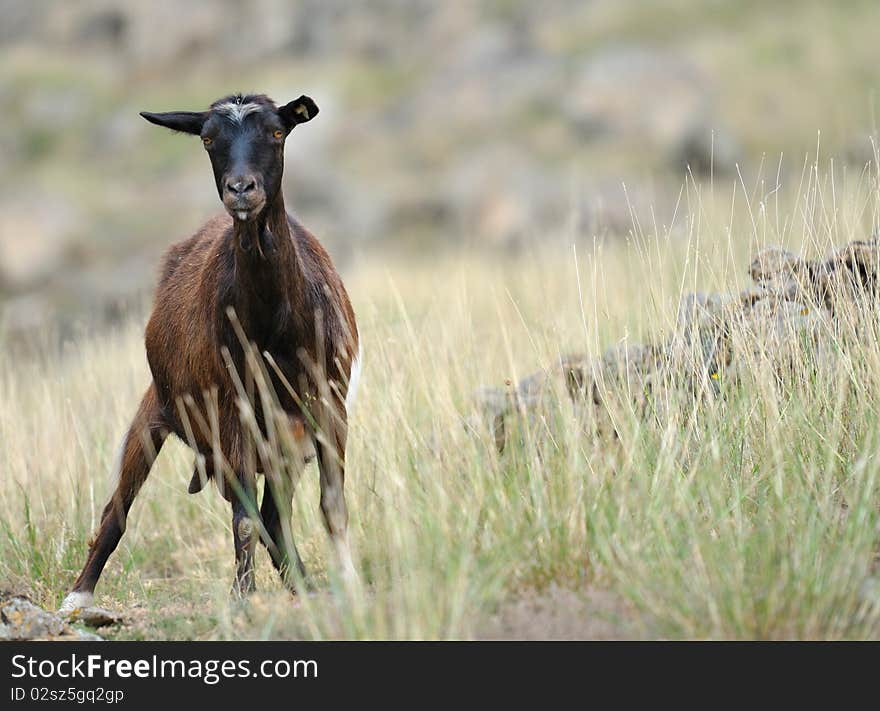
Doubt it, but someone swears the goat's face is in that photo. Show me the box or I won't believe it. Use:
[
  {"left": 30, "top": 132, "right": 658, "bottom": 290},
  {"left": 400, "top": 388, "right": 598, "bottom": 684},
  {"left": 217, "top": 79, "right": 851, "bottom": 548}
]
[{"left": 140, "top": 94, "right": 318, "bottom": 222}]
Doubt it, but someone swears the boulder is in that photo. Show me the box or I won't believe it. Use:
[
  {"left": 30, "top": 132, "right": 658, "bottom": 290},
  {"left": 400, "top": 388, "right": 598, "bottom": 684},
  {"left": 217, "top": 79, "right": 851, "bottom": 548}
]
[
  {"left": 0, "top": 592, "right": 104, "bottom": 641},
  {"left": 473, "top": 237, "right": 874, "bottom": 451}
]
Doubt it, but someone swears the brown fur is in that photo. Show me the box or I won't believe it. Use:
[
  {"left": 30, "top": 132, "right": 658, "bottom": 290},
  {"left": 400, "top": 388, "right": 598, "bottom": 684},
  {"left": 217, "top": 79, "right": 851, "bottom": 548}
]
[
  {"left": 147, "top": 200, "right": 357, "bottom": 488},
  {"left": 68, "top": 193, "right": 358, "bottom": 599}
]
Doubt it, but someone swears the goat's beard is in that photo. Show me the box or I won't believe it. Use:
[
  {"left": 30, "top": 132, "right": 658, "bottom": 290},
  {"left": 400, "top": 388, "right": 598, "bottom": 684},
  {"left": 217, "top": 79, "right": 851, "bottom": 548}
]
[{"left": 225, "top": 200, "right": 265, "bottom": 223}]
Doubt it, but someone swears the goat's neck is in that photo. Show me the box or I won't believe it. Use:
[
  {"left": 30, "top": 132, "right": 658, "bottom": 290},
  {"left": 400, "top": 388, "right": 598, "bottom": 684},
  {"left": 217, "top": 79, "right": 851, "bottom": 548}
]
[
  {"left": 229, "top": 192, "right": 302, "bottom": 337},
  {"left": 232, "top": 191, "right": 293, "bottom": 262}
]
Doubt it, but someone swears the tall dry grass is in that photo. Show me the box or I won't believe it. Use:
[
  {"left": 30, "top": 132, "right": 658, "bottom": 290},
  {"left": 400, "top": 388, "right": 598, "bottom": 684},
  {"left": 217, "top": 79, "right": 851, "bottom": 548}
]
[{"left": 2, "top": 158, "right": 880, "bottom": 639}]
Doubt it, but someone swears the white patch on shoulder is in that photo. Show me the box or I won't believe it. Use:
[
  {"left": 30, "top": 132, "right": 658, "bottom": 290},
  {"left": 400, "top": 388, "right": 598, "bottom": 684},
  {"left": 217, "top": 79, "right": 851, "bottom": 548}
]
[
  {"left": 346, "top": 339, "right": 363, "bottom": 412},
  {"left": 214, "top": 101, "right": 263, "bottom": 124},
  {"left": 59, "top": 591, "right": 94, "bottom": 614}
]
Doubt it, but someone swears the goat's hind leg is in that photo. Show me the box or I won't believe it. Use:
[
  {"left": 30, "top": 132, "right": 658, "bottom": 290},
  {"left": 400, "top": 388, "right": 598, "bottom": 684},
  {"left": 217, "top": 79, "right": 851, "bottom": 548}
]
[
  {"left": 315, "top": 419, "right": 358, "bottom": 587},
  {"left": 61, "top": 384, "right": 166, "bottom": 612}
]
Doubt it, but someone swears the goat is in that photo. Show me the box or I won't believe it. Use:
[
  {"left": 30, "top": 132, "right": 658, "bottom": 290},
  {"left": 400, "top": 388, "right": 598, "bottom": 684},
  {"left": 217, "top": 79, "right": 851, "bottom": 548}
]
[{"left": 60, "top": 93, "right": 360, "bottom": 612}]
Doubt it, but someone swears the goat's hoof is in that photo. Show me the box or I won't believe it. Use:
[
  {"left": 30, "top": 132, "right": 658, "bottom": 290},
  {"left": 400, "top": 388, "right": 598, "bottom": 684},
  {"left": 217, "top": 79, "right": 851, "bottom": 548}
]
[{"left": 59, "top": 591, "right": 94, "bottom": 615}]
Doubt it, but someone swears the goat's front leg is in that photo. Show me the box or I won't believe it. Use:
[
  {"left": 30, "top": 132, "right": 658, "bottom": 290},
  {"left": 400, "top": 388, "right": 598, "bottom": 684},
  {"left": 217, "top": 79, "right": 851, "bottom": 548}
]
[
  {"left": 260, "top": 477, "right": 308, "bottom": 593},
  {"left": 315, "top": 417, "right": 357, "bottom": 586},
  {"left": 231, "top": 472, "right": 259, "bottom": 597}
]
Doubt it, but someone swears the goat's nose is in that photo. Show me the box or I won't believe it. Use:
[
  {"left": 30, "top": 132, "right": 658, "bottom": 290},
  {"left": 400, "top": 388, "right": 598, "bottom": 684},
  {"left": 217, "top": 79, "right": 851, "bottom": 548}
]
[{"left": 226, "top": 177, "right": 257, "bottom": 195}]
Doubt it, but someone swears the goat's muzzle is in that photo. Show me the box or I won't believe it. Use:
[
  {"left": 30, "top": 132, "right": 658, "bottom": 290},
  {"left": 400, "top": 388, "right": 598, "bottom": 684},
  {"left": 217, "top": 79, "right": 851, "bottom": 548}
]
[{"left": 222, "top": 174, "right": 265, "bottom": 221}]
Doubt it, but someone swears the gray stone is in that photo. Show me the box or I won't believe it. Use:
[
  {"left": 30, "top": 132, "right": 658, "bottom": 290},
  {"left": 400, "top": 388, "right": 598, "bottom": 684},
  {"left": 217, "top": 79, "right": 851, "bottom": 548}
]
[
  {"left": 66, "top": 606, "right": 123, "bottom": 629},
  {"left": 0, "top": 593, "right": 105, "bottom": 641},
  {"left": 473, "top": 238, "right": 879, "bottom": 451}
]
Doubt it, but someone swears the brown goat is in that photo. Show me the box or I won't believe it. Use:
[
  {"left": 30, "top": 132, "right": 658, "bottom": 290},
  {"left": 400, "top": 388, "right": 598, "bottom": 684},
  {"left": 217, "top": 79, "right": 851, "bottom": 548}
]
[{"left": 61, "top": 93, "right": 360, "bottom": 611}]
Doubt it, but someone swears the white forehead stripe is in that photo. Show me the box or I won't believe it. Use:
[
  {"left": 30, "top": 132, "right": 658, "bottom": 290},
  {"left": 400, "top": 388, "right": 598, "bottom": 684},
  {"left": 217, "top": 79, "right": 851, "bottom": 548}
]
[{"left": 214, "top": 101, "right": 263, "bottom": 124}]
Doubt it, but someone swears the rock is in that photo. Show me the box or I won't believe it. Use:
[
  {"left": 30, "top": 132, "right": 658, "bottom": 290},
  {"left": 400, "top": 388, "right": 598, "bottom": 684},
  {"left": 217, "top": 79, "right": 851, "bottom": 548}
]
[
  {"left": 668, "top": 291, "right": 733, "bottom": 387},
  {"left": 0, "top": 596, "right": 67, "bottom": 640},
  {"left": 730, "top": 297, "right": 831, "bottom": 375},
  {"left": 746, "top": 239, "right": 880, "bottom": 317},
  {"left": 471, "top": 344, "right": 665, "bottom": 448},
  {"left": 66, "top": 606, "right": 124, "bottom": 629},
  {"left": 825, "top": 239, "right": 880, "bottom": 299},
  {"left": 739, "top": 285, "right": 773, "bottom": 307},
  {"left": 473, "top": 237, "right": 875, "bottom": 451},
  {"left": 592, "top": 342, "right": 664, "bottom": 405},
  {"left": 0, "top": 592, "right": 104, "bottom": 641},
  {"left": 676, "top": 291, "right": 729, "bottom": 330},
  {"left": 749, "top": 246, "right": 810, "bottom": 300}
]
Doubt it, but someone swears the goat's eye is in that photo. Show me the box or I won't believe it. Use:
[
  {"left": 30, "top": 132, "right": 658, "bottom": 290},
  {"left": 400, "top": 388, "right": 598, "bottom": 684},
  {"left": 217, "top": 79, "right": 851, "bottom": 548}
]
[
  {"left": 273, "top": 130, "right": 284, "bottom": 140},
  {"left": 202, "top": 137, "right": 213, "bottom": 147}
]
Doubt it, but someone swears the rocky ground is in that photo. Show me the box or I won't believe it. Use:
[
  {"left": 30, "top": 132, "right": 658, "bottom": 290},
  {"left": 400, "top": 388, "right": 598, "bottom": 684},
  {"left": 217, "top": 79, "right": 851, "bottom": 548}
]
[
  {"left": 0, "top": 586, "right": 641, "bottom": 641},
  {"left": 474, "top": 237, "right": 880, "bottom": 449},
  {"left": 0, "top": 591, "right": 120, "bottom": 641}
]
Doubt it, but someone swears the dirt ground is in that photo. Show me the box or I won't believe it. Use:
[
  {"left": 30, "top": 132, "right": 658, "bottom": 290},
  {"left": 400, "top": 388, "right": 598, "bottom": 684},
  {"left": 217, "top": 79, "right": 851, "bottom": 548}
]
[
  {"left": 2, "top": 583, "right": 646, "bottom": 640},
  {"left": 478, "top": 585, "right": 646, "bottom": 641}
]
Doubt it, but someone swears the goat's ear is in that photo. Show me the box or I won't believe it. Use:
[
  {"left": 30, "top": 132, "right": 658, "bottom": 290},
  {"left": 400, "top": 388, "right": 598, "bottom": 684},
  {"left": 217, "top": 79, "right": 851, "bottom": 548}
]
[
  {"left": 278, "top": 95, "right": 319, "bottom": 130},
  {"left": 139, "top": 110, "right": 208, "bottom": 135}
]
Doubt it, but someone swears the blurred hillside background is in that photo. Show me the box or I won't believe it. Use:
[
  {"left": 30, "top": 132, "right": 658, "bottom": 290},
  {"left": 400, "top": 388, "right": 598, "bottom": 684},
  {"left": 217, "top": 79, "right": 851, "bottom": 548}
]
[{"left": 1, "top": 0, "right": 879, "bottom": 337}]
